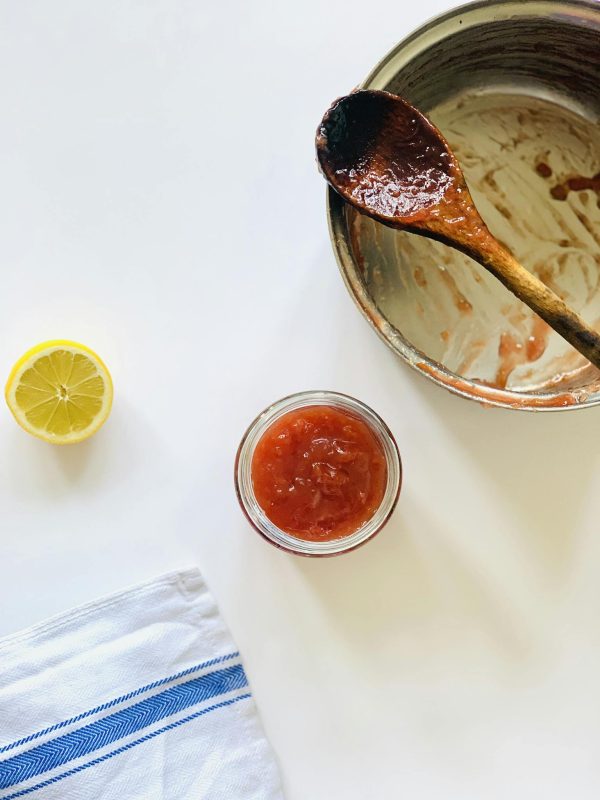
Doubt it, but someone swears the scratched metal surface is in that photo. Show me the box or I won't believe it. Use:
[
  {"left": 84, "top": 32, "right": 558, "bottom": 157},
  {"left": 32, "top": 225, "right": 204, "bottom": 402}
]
[{"left": 329, "top": 0, "right": 600, "bottom": 410}]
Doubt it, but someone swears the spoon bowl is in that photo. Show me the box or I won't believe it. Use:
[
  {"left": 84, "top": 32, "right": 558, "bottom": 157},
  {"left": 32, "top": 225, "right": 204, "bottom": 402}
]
[{"left": 316, "top": 91, "right": 457, "bottom": 226}]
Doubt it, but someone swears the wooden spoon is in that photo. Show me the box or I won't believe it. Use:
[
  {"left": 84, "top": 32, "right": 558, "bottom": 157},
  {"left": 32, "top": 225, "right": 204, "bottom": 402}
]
[{"left": 316, "top": 89, "right": 600, "bottom": 370}]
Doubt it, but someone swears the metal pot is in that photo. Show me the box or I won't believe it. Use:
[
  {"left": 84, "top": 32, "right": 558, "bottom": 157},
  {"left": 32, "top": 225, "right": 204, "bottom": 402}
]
[{"left": 327, "top": 0, "right": 600, "bottom": 410}]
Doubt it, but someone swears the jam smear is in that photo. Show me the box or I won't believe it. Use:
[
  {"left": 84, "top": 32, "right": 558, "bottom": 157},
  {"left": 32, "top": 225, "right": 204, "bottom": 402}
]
[
  {"left": 251, "top": 405, "right": 387, "bottom": 541},
  {"left": 550, "top": 171, "right": 600, "bottom": 202},
  {"left": 536, "top": 162, "right": 553, "bottom": 178}
]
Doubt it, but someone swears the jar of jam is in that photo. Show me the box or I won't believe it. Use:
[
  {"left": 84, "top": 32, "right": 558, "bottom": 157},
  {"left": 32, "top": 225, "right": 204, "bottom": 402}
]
[{"left": 235, "top": 391, "right": 402, "bottom": 556}]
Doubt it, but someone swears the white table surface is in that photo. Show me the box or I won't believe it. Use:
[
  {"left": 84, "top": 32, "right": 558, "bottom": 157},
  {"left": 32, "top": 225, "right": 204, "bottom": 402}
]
[{"left": 2, "top": 1, "right": 600, "bottom": 797}]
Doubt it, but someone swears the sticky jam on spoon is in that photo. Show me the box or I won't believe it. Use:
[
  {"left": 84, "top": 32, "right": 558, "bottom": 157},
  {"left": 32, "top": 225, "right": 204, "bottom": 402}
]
[{"left": 316, "top": 89, "right": 457, "bottom": 220}]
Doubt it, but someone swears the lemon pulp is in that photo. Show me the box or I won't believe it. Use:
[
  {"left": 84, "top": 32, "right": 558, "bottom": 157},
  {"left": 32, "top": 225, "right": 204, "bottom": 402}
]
[{"left": 5, "top": 340, "right": 113, "bottom": 444}]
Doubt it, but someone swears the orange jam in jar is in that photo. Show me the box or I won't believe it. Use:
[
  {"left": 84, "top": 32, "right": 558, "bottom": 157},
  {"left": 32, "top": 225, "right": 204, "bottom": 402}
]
[
  {"left": 236, "top": 392, "right": 401, "bottom": 556},
  {"left": 251, "top": 405, "right": 387, "bottom": 541}
]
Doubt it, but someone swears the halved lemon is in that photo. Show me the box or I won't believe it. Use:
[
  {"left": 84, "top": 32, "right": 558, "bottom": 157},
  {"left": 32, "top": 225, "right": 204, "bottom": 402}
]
[{"left": 5, "top": 340, "right": 113, "bottom": 444}]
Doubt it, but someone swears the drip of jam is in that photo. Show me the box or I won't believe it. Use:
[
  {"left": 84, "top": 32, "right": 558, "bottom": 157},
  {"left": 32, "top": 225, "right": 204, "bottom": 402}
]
[
  {"left": 535, "top": 162, "right": 553, "bottom": 178},
  {"left": 547, "top": 169, "right": 600, "bottom": 204},
  {"left": 494, "top": 316, "right": 550, "bottom": 388},
  {"left": 251, "top": 405, "right": 387, "bottom": 541}
]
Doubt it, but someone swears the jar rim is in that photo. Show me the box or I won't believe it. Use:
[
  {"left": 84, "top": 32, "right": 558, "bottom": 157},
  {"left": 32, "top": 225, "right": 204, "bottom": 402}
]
[{"left": 234, "top": 390, "right": 402, "bottom": 557}]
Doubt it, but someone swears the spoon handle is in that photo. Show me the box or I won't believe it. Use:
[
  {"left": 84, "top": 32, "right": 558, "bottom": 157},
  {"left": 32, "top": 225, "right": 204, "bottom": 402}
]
[{"left": 457, "top": 229, "right": 600, "bottom": 370}]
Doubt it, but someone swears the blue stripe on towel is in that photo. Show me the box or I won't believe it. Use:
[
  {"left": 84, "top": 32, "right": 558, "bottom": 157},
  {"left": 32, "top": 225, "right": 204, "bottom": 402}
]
[
  {"left": 0, "top": 664, "right": 248, "bottom": 791},
  {"left": 1, "top": 694, "right": 252, "bottom": 800},
  {"left": 0, "top": 651, "right": 239, "bottom": 755}
]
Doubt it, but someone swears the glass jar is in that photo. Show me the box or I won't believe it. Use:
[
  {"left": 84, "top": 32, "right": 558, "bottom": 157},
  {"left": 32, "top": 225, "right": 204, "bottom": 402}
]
[{"left": 235, "top": 390, "right": 402, "bottom": 557}]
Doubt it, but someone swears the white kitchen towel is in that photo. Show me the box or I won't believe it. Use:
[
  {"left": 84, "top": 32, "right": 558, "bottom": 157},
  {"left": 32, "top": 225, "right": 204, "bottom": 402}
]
[{"left": 0, "top": 569, "right": 284, "bottom": 800}]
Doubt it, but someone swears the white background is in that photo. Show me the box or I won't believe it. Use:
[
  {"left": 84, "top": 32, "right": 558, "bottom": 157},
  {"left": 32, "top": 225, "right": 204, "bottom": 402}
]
[{"left": 2, "top": 1, "right": 600, "bottom": 797}]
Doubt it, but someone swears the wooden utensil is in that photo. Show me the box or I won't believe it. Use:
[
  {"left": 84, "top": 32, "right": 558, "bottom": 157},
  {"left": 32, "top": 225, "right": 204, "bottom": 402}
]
[{"left": 316, "top": 89, "right": 600, "bottom": 370}]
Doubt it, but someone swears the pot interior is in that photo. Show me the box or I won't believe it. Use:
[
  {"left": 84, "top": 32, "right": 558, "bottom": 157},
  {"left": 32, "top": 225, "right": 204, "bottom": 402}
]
[{"left": 343, "top": 3, "right": 600, "bottom": 406}]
